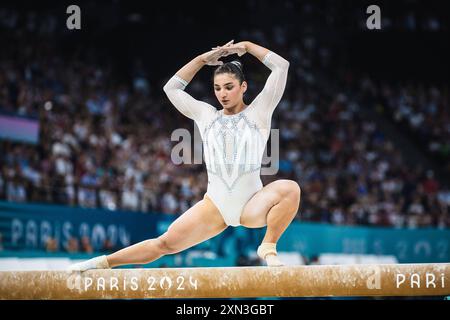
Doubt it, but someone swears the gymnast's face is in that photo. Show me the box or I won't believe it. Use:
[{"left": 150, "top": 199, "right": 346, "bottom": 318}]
[{"left": 213, "top": 73, "right": 247, "bottom": 110}]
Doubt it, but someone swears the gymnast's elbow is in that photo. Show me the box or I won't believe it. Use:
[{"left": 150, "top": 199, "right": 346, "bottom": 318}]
[
  {"left": 163, "top": 84, "right": 179, "bottom": 103},
  {"left": 162, "top": 82, "right": 172, "bottom": 95},
  {"left": 280, "top": 57, "right": 290, "bottom": 71}
]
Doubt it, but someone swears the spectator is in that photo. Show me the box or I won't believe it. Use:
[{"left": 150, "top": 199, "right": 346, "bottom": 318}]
[
  {"left": 80, "top": 236, "right": 93, "bottom": 254},
  {"left": 102, "top": 238, "right": 114, "bottom": 253},
  {"left": 121, "top": 177, "right": 140, "bottom": 211},
  {"left": 45, "top": 237, "right": 58, "bottom": 252},
  {"left": 65, "top": 237, "right": 79, "bottom": 253}
]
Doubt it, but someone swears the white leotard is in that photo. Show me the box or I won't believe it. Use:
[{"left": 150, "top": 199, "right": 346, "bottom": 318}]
[{"left": 163, "top": 51, "right": 289, "bottom": 226}]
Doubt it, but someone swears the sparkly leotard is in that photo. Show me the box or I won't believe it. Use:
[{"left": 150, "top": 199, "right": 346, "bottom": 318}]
[{"left": 163, "top": 51, "right": 289, "bottom": 226}]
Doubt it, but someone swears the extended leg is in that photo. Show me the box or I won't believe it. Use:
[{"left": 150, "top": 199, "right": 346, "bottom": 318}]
[{"left": 68, "top": 196, "right": 227, "bottom": 271}]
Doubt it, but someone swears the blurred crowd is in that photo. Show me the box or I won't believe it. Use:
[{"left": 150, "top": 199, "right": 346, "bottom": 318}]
[
  {"left": 369, "top": 81, "right": 449, "bottom": 176},
  {"left": 43, "top": 235, "right": 115, "bottom": 254},
  {"left": 0, "top": 2, "right": 449, "bottom": 231}
]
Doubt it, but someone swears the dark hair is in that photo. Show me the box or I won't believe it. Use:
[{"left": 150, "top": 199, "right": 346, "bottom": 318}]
[{"left": 214, "top": 60, "right": 246, "bottom": 84}]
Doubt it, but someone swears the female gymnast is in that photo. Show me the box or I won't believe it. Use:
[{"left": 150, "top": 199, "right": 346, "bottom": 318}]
[{"left": 68, "top": 40, "right": 300, "bottom": 271}]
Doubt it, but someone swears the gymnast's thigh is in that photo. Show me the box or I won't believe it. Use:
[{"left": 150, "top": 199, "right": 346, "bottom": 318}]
[
  {"left": 159, "top": 197, "right": 228, "bottom": 252},
  {"left": 239, "top": 182, "right": 281, "bottom": 228}
]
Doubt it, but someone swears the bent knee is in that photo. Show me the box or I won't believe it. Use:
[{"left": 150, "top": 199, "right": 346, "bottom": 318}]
[
  {"left": 156, "top": 233, "right": 181, "bottom": 255},
  {"left": 288, "top": 180, "right": 301, "bottom": 197},
  {"left": 276, "top": 179, "right": 301, "bottom": 199}
]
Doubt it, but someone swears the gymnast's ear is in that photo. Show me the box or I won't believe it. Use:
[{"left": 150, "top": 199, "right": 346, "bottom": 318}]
[{"left": 241, "top": 80, "right": 248, "bottom": 94}]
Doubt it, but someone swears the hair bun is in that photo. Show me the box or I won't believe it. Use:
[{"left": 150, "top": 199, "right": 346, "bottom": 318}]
[{"left": 230, "top": 60, "right": 242, "bottom": 70}]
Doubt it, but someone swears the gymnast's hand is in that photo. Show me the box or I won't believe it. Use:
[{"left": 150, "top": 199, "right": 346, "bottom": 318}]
[
  {"left": 199, "top": 48, "right": 226, "bottom": 66},
  {"left": 212, "top": 40, "right": 247, "bottom": 57},
  {"left": 200, "top": 40, "right": 234, "bottom": 66}
]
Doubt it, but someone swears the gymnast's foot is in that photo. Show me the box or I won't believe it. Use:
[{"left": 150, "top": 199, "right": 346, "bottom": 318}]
[
  {"left": 264, "top": 253, "right": 285, "bottom": 267},
  {"left": 257, "top": 243, "right": 285, "bottom": 267},
  {"left": 67, "top": 255, "right": 110, "bottom": 272}
]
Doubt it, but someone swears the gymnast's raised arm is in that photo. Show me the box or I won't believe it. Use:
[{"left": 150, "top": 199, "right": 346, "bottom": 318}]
[
  {"left": 162, "top": 42, "right": 233, "bottom": 121},
  {"left": 221, "top": 41, "right": 290, "bottom": 124}
]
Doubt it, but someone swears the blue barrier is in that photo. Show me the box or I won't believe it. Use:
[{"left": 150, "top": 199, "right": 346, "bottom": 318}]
[
  {"left": 0, "top": 201, "right": 448, "bottom": 264},
  {"left": 277, "top": 222, "right": 450, "bottom": 263}
]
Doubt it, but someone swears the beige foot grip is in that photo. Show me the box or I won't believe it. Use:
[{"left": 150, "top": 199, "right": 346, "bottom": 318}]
[
  {"left": 96, "top": 255, "right": 111, "bottom": 269},
  {"left": 256, "top": 243, "right": 284, "bottom": 267},
  {"left": 67, "top": 255, "right": 110, "bottom": 272}
]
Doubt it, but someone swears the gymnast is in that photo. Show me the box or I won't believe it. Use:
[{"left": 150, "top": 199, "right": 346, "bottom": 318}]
[{"left": 68, "top": 40, "right": 301, "bottom": 271}]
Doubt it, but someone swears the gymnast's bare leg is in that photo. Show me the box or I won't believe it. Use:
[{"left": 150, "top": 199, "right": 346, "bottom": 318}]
[
  {"left": 240, "top": 179, "right": 301, "bottom": 266},
  {"left": 68, "top": 196, "right": 227, "bottom": 271}
]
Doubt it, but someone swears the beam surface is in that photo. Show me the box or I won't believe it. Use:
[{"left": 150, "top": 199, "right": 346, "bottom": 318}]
[{"left": 0, "top": 264, "right": 449, "bottom": 299}]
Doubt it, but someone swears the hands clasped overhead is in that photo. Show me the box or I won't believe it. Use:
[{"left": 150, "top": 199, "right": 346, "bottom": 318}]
[{"left": 201, "top": 40, "right": 247, "bottom": 66}]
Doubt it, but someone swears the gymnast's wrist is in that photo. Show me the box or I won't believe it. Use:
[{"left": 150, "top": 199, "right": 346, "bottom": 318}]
[
  {"left": 242, "top": 41, "right": 250, "bottom": 50},
  {"left": 196, "top": 54, "right": 208, "bottom": 65}
]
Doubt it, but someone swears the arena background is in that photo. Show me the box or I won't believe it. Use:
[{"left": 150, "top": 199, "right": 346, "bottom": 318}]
[{"left": 0, "top": 0, "right": 449, "bottom": 298}]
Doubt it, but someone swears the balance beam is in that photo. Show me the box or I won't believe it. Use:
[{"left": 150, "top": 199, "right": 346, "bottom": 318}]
[{"left": 0, "top": 263, "right": 449, "bottom": 299}]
